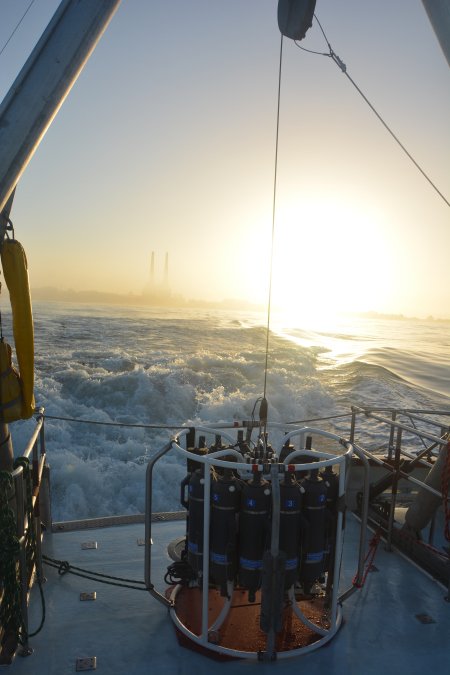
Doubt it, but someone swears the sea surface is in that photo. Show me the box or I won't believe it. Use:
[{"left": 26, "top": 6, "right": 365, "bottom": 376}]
[{"left": 5, "top": 302, "right": 450, "bottom": 521}]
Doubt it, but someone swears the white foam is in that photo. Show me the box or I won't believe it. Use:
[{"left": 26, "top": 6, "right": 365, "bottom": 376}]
[{"left": 8, "top": 303, "right": 449, "bottom": 521}]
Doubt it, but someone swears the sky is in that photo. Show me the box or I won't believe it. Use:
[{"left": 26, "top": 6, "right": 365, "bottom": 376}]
[{"left": 0, "top": 0, "right": 449, "bottom": 320}]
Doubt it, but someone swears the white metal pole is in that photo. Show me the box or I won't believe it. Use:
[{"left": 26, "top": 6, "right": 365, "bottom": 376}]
[
  {"left": 421, "top": 0, "right": 450, "bottom": 66},
  {"left": 201, "top": 459, "right": 211, "bottom": 642},
  {"left": 0, "top": 0, "right": 121, "bottom": 213}
]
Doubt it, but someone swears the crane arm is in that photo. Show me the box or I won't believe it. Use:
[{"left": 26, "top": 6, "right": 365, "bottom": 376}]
[
  {"left": 0, "top": 0, "right": 121, "bottom": 218},
  {"left": 421, "top": 0, "right": 450, "bottom": 67}
]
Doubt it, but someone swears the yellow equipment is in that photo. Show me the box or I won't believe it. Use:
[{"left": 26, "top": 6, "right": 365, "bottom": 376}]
[{"left": 0, "top": 239, "right": 35, "bottom": 421}]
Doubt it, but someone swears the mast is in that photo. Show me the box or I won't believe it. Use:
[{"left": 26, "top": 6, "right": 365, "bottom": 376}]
[
  {"left": 421, "top": 0, "right": 450, "bottom": 67},
  {"left": 0, "top": 0, "right": 121, "bottom": 220}
]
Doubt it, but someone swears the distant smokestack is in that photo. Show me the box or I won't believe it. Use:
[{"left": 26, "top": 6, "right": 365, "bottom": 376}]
[
  {"left": 150, "top": 251, "right": 155, "bottom": 287},
  {"left": 163, "top": 252, "right": 169, "bottom": 289}
]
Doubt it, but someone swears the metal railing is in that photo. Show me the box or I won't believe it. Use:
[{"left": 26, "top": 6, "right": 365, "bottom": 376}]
[
  {"left": 0, "top": 408, "right": 48, "bottom": 654},
  {"left": 349, "top": 406, "right": 450, "bottom": 596}
]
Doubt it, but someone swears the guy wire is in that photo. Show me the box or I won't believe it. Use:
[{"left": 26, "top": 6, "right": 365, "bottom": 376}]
[
  {"left": 263, "top": 33, "right": 284, "bottom": 402},
  {"left": 0, "top": 1, "right": 36, "bottom": 59},
  {"left": 297, "top": 13, "right": 450, "bottom": 209}
]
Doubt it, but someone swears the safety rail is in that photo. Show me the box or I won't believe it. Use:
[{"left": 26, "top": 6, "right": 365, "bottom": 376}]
[
  {"left": 2, "top": 406, "right": 444, "bottom": 642},
  {"left": 0, "top": 408, "right": 48, "bottom": 656},
  {"left": 349, "top": 405, "right": 449, "bottom": 481},
  {"left": 18, "top": 406, "right": 449, "bottom": 564},
  {"left": 350, "top": 406, "right": 450, "bottom": 453},
  {"left": 144, "top": 425, "right": 371, "bottom": 660},
  {"left": 349, "top": 406, "right": 450, "bottom": 596},
  {"left": 1, "top": 405, "right": 447, "bottom": 660}
]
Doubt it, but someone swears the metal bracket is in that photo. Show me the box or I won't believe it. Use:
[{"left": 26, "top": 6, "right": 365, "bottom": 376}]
[
  {"left": 0, "top": 189, "right": 15, "bottom": 242},
  {"left": 81, "top": 541, "right": 98, "bottom": 550},
  {"left": 76, "top": 656, "right": 97, "bottom": 671},
  {"left": 80, "top": 592, "right": 96, "bottom": 601}
]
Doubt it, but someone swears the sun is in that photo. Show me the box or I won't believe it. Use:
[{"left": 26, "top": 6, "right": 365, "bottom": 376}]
[{"left": 269, "top": 195, "right": 392, "bottom": 324}]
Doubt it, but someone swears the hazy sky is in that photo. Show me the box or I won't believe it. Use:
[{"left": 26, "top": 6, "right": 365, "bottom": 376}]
[{"left": 1, "top": 0, "right": 449, "bottom": 319}]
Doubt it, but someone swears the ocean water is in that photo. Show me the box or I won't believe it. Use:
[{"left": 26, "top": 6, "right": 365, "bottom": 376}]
[{"left": 5, "top": 302, "right": 450, "bottom": 521}]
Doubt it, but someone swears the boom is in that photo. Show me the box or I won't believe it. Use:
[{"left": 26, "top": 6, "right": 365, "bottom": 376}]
[
  {"left": 421, "top": 0, "right": 450, "bottom": 67},
  {"left": 0, "top": 0, "right": 120, "bottom": 219}
]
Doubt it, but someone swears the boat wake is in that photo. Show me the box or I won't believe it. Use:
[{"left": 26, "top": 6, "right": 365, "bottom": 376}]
[{"left": 5, "top": 303, "right": 449, "bottom": 521}]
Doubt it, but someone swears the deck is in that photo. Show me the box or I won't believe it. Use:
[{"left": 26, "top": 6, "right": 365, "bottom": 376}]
[{"left": 7, "top": 514, "right": 450, "bottom": 674}]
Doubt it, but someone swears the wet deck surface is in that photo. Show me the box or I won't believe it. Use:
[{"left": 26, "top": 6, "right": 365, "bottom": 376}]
[{"left": 9, "top": 515, "right": 450, "bottom": 674}]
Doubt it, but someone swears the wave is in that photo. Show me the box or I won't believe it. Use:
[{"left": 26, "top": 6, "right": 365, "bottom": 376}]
[
  {"left": 360, "top": 347, "right": 450, "bottom": 399},
  {"left": 7, "top": 303, "right": 450, "bottom": 521}
]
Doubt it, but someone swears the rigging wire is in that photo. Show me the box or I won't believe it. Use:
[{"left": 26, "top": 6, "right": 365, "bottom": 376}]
[
  {"left": 296, "top": 14, "right": 450, "bottom": 209},
  {"left": 0, "top": 0, "right": 36, "bottom": 59},
  {"left": 285, "top": 412, "right": 351, "bottom": 425},
  {"left": 262, "top": 33, "right": 284, "bottom": 405},
  {"left": 43, "top": 414, "right": 181, "bottom": 430}
]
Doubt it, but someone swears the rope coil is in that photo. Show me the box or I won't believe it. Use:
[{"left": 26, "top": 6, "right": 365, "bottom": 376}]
[
  {"left": 0, "top": 470, "right": 23, "bottom": 640},
  {"left": 0, "top": 459, "right": 46, "bottom": 647}
]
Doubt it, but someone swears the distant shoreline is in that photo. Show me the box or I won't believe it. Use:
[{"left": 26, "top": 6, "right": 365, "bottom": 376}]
[
  {"left": 22, "top": 287, "right": 450, "bottom": 323},
  {"left": 29, "top": 286, "right": 263, "bottom": 312},
  {"left": 342, "top": 310, "right": 450, "bottom": 323}
]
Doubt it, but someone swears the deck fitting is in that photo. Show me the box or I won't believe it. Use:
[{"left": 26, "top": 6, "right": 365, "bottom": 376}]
[
  {"left": 415, "top": 613, "right": 436, "bottom": 624},
  {"left": 80, "top": 592, "right": 97, "bottom": 601},
  {"left": 76, "top": 656, "right": 97, "bottom": 671}
]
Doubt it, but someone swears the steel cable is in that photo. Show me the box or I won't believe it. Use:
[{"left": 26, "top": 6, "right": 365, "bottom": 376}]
[{"left": 295, "top": 14, "right": 450, "bottom": 209}]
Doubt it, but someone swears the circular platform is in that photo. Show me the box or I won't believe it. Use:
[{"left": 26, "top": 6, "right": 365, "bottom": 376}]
[{"left": 171, "top": 586, "right": 332, "bottom": 658}]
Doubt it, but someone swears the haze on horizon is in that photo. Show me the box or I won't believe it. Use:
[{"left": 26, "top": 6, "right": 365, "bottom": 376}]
[{"left": 1, "top": 1, "right": 449, "bottom": 321}]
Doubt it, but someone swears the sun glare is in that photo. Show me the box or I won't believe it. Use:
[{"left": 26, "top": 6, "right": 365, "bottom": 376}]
[{"left": 270, "top": 196, "right": 391, "bottom": 323}]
